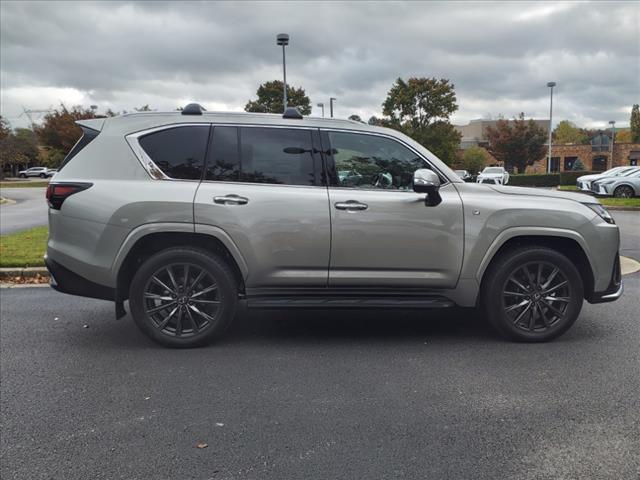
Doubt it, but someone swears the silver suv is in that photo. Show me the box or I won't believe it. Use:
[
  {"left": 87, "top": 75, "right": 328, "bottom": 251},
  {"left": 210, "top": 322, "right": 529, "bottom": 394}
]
[{"left": 45, "top": 104, "right": 622, "bottom": 347}]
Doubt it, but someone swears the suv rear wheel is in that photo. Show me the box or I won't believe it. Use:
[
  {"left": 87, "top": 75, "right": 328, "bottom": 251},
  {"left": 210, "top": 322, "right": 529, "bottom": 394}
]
[
  {"left": 482, "top": 246, "right": 583, "bottom": 342},
  {"left": 129, "top": 247, "right": 238, "bottom": 348}
]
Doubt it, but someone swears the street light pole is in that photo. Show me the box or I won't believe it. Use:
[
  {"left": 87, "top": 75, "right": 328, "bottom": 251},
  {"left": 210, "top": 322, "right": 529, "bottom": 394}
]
[
  {"left": 609, "top": 120, "right": 616, "bottom": 169},
  {"left": 329, "top": 97, "right": 336, "bottom": 118},
  {"left": 546, "top": 81, "right": 556, "bottom": 173},
  {"left": 317, "top": 103, "right": 325, "bottom": 117},
  {"left": 276, "top": 33, "right": 289, "bottom": 111}
]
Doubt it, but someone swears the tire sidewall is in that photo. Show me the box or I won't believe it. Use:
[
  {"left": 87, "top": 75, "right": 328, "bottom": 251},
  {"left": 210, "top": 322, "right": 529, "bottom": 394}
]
[
  {"left": 614, "top": 185, "right": 633, "bottom": 198},
  {"left": 129, "top": 248, "right": 237, "bottom": 348},
  {"left": 483, "top": 248, "right": 584, "bottom": 342}
]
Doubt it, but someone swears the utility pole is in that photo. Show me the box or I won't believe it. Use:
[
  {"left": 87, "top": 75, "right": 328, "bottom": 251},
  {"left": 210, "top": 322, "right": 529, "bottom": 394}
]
[
  {"left": 329, "top": 97, "right": 336, "bottom": 118},
  {"left": 546, "top": 82, "right": 556, "bottom": 173},
  {"left": 609, "top": 120, "right": 616, "bottom": 169},
  {"left": 317, "top": 103, "right": 325, "bottom": 117},
  {"left": 20, "top": 106, "right": 53, "bottom": 129},
  {"left": 276, "top": 34, "right": 289, "bottom": 111}
]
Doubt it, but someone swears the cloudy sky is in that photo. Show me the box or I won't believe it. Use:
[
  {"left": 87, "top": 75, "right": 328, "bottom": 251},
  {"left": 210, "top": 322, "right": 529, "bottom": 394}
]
[{"left": 1, "top": 1, "right": 638, "bottom": 129}]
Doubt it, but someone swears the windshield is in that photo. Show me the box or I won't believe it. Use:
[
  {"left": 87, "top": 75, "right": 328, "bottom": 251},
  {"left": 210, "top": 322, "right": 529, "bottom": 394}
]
[
  {"left": 620, "top": 167, "right": 640, "bottom": 177},
  {"left": 483, "top": 167, "right": 503, "bottom": 173},
  {"left": 603, "top": 167, "right": 633, "bottom": 177}
]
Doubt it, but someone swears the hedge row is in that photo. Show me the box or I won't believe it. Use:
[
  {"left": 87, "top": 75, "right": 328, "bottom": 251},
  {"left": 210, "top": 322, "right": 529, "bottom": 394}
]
[{"left": 508, "top": 170, "right": 597, "bottom": 187}]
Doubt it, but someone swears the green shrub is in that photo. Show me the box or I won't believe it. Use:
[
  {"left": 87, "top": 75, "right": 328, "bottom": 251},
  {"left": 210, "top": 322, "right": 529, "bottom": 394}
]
[
  {"left": 508, "top": 173, "right": 560, "bottom": 187},
  {"left": 559, "top": 170, "right": 596, "bottom": 185}
]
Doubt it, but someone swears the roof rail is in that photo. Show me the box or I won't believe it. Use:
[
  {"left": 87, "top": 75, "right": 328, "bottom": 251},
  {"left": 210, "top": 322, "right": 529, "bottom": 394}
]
[
  {"left": 283, "top": 107, "right": 303, "bottom": 120},
  {"left": 182, "top": 103, "right": 206, "bottom": 115}
]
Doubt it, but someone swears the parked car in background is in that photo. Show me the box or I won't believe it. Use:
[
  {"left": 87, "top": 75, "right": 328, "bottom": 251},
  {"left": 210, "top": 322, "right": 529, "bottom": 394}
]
[
  {"left": 477, "top": 166, "right": 509, "bottom": 185},
  {"left": 576, "top": 166, "right": 636, "bottom": 192},
  {"left": 591, "top": 168, "right": 640, "bottom": 197},
  {"left": 17, "top": 167, "right": 53, "bottom": 178},
  {"left": 454, "top": 170, "right": 472, "bottom": 182},
  {"left": 45, "top": 105, "right": 621, "bottom": 347}
]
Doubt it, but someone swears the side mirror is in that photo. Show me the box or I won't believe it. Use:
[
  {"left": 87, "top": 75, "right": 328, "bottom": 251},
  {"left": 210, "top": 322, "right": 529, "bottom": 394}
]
[{"left": 413, "top": 169, "right": 442, "bottom": 206}]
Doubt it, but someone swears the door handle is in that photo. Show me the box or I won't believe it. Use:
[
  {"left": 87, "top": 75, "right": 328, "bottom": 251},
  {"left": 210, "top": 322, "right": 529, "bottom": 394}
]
[
  {"left": 335, "top": 200, "right": 368, "bottom": 211},
  {"left": 213, "top": 194, "right": 249, "bottom": 205}
]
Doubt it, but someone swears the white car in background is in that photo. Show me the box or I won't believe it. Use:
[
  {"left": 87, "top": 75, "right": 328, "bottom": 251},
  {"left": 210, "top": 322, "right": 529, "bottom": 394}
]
[
  {"left": 576, "top": 166, "right": 636, "bottom": 191},
  {"left": 477, "top": 166, "right": 510, "bottom": 185}
]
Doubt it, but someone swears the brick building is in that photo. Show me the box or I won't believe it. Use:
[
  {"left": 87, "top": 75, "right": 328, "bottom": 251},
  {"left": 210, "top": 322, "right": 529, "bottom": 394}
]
[{"left": 454, "top": 119, "right": 640, "bottom": 173}]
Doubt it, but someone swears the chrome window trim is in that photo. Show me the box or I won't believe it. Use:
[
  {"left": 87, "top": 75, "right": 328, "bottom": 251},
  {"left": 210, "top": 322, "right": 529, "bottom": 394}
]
[
  {"left": 126, "top": 123, "right": 319, "bottom": 181},
  {"left": 319, "top": 127, "right": 453, "bottom": 187}
]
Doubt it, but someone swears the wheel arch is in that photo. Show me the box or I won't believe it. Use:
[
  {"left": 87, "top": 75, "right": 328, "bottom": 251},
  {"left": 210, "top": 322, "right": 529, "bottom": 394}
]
[
  {"left": 112, "top": 223, "right": 248, "bottom": 305},
  {"left": 477, "top": 230, "right": 596, "bottom": 300}
]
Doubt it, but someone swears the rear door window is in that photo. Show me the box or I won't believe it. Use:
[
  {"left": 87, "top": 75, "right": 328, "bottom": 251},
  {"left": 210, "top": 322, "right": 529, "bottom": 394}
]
[
  {"left": 139, "top": 126, "right": 209, "bottom": 180},
  {"left": 205, "top": 127, "right": 318, "bottom": 186}
]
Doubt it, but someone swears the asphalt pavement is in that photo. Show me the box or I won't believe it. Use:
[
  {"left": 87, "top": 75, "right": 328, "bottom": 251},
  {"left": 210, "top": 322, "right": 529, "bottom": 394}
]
[
  {"left": 613, "top": 211, "right": 640, "bottom": 261},
  {"left": 0, "top": 187, "right": 48, "bottom": 235},
  {"left": 1, "top": 273, "right": 639, "bottom": 480}
]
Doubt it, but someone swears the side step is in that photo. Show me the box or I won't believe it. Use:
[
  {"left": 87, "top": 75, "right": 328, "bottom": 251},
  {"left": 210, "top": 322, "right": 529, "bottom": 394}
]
[{"left": 245, "top": 296, "right": 455, "bottom": 309}]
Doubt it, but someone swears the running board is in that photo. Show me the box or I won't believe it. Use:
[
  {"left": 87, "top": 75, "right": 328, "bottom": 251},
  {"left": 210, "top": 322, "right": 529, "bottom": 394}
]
[{"left": 245, "top": 296, "right": 455, "bottom": 309}]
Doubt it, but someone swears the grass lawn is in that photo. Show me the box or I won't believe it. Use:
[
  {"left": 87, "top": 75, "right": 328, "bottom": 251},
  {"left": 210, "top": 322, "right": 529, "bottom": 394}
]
[
  {"left": 600, "top": 197, "right": 640, "bottom": 207},
  {"left": 0, "top": 181, "right": 49, "bottom": 188},
  {"left": 0, "top": 226, "right": 48, "bottom": 268},
  {"left": 558, "top": 185, "right": 579, "bottom": 191}
]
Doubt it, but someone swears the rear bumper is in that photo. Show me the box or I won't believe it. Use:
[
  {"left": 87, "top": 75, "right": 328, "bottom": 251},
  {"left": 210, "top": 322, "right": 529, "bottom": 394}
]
[{"left": 45, "top": 255, "right": 114, "bottom": 301}]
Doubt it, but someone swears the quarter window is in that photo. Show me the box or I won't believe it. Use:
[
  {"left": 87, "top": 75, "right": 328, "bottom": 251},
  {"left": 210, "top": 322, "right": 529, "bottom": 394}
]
[
  {"left": 139, "top": 126, "right": 209, "bottom": 180},
  {"left": 328, "top": 131, "right": 427, "bottom": 190}
]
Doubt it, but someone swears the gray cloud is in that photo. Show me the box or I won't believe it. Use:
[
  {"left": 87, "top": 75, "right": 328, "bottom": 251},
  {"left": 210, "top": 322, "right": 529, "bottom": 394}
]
[{"left": 1, "top": 1, "right": 638, "bottom": 128}]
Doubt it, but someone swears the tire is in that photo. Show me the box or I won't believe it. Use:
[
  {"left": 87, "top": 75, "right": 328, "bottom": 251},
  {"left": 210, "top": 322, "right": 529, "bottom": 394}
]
[
  {"left": 613, "top": 185, "right": 634, "bottom": 198},
  {"left": 481, "top": 246, "right": 583, "bottom": 342},
  {"left": 39, "top": 173, "right": 46, "bottom": 178},
  {"left": 19, "top": 173, "right": 26, "bottom": 178},
  {"left": 129, "top": 247, "right": 238, "bottom": 348}
]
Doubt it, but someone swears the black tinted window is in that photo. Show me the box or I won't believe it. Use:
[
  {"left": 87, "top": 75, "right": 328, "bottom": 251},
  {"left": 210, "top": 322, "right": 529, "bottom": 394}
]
[
  {"left": 329, "top": 132, "right": 427, "bottom": 190},
  {"left": 139, "top": 126, "right": 209, "bottom": 180},
  {"left": 206, "top": 126, "right": 240, "bottom": 181},
  {"left": 240, "top": 128, "right": 315, "bottom": 185}
]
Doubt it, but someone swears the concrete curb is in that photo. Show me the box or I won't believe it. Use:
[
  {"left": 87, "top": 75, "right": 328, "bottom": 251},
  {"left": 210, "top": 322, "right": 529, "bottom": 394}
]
[
  {"left": 605, "top": 206, "right": 640, "bottom": 211},
  {"left": 0, "top": 267, "right": 48, "bottom": 279}
]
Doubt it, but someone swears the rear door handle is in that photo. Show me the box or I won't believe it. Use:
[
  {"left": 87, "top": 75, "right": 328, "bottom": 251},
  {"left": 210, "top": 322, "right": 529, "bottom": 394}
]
[
  {"left": 335, "top": 200, "right": 368, "bottom": 211},
  {"left": 213, "top": 194, "right": 249, "bottom": 205}
]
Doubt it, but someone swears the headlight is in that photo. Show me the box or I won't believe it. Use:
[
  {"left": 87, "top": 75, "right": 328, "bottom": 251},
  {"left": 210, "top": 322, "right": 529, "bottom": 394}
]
[{"left": 586, "top": 203, "right": 615, "bottom": 224}]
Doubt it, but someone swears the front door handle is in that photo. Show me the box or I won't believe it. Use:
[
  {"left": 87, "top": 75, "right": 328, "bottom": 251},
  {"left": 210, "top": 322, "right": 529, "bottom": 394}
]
[
  {"left": 213, "top": 194, "right": 249, "bottom": 205},
  {"left": 335, "top": 200, "right": 368, "bottom": 211}
]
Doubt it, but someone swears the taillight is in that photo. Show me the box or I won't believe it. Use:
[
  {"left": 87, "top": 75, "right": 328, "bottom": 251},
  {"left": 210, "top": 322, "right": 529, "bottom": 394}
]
[{"left": 46, "top": 183, "right": 92, "bottom": 210}]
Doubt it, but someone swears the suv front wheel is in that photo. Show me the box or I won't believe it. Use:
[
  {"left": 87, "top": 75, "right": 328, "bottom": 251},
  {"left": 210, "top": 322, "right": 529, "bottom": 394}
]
[
  {"left": 129, "top": 247, "right": 238, "bottom": 348},
  {"left": 482, "top": 246, "right": 584, "bottom": 342}
]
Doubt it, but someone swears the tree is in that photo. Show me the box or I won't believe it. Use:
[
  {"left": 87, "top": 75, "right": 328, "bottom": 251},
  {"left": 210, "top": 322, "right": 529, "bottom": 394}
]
[
  {"left": 485, "top": 113, "right": 547, "bottom": 174},
  {"left": 380, "top": 77, "right": 461, "bottom": 165},
  {"left": 630, "top": 104, "right": 640, "bottom": 143},
  {"left": 572, "top": 158, "right": 585, "bottom": 171},
  {"left": 615, "top": 129, "right": 632, "bottom": 143},
  {"left": 0, "top": 120, "right": 41, "bottom": 178},
  {"left": 245, "top": 80, "right": 311, "bottom": 115},
  {"left": 35, "top": 104, "right": 96, "bottom": 154},
  {"left": 134, "top": 105, "right": 153, "bottom": 112},
  {"left": 554, "top": 120, "right": 588, "bottom": 144},
  {"left": 348, "top": 114, "right": 362, "bottom": 122},
  {"left": 461, "top": 146, "right": 487, "bottom": 174}
]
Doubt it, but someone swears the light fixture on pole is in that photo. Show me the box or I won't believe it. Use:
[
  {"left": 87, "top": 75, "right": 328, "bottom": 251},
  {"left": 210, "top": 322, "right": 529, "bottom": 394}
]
[
  {"left": 276, "top": 33, "right": 289, "bottom": 111},
  {"left": 609, "top": 120, "right": 616, "bottom": 169},
  {"left": 317, "top": 103, "right": 325, "bottom": 118},
  {"left": 546, "top": 81, "right": 556, "bottom": 173},
  {"left": 329, "top": 97, "right": 337, "bottom": 118}
]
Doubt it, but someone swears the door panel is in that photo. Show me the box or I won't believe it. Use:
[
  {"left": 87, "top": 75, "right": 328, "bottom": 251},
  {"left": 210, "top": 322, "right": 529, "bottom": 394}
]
[
  {"left": 328, "top": 184, "right": 463, "bottom": 287},
  {"left": 194, "top": 183, "right": 331, "bottom": 287},
  {"left": 194, "top": 125, "right": 330, "bottom": 288},
  {"left": 323, "top": 130, "right": 464, "bottom": 288}
]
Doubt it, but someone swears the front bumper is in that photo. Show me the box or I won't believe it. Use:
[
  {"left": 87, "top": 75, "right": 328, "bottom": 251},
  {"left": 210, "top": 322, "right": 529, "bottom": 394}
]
[
  {"left": 591, "top": 183, "right": 612, "bottom": 196},
  {"left": 587, "top": 254, "right": 623, "bottom": 304}
]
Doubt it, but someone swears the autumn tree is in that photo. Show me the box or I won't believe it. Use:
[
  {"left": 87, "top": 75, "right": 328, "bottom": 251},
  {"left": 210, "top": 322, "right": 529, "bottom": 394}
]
[
  {"left": 381, "top": 77, "right": 461, "bottom": 165},
  {"left": 615, "top": 129, "right": 632, "bottom": 143},
  {"left": 485, "top": 113, "right": 547, "bottom": 174},
  {"left": 461, "top": 146, "right": 487, "bottom": 174},
  {"left": 0, "top": 119, "right": 40, "bottom": 178},
  {"left": 630, "top": 104, "right": 640, "bottom": 142},
  {"left": 36, "top": 104, "right": 96, "bottom": 154},
  {"left": 554, "top": 120, "right": 588, "bottom": 144},
  {"left": 245, "top": 80, "right": 311, "bottom": 115}
]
